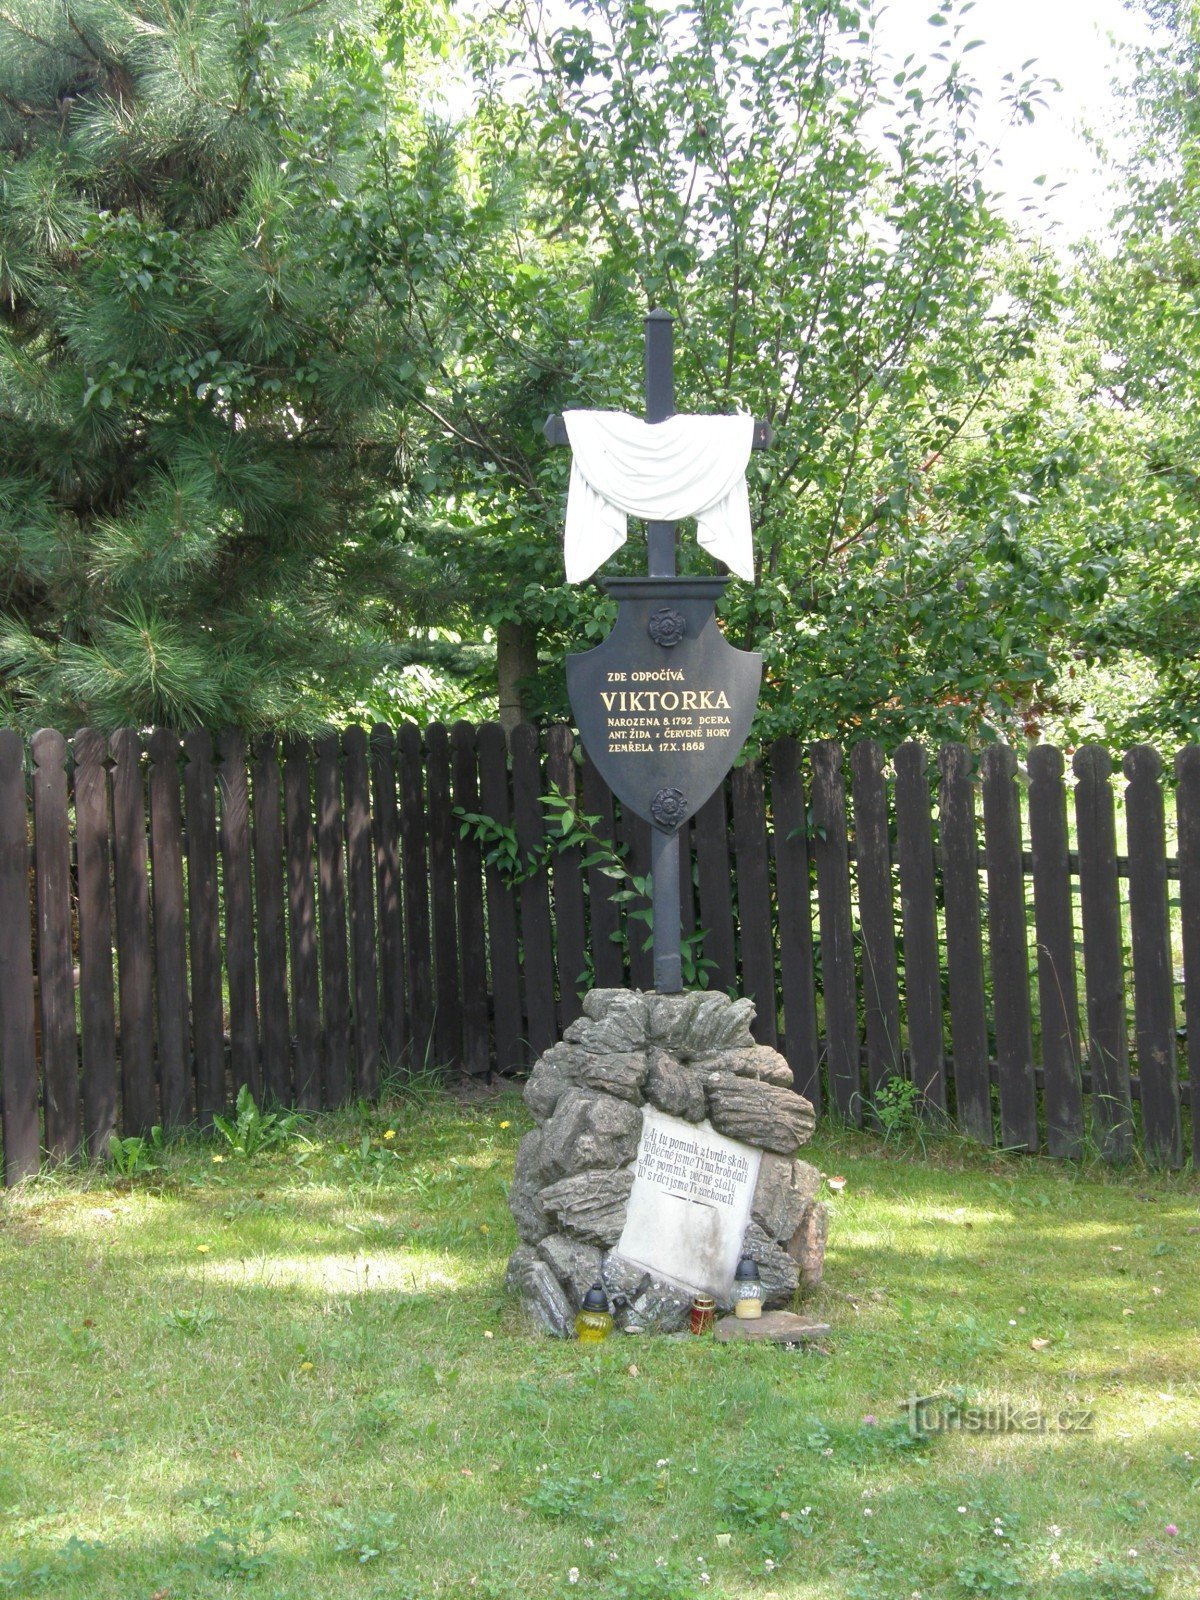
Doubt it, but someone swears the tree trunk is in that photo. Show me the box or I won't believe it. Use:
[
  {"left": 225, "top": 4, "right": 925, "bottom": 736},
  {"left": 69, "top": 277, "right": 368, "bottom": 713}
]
[{"left": 497, "top": 620, "right": 538, "bottom": 739}]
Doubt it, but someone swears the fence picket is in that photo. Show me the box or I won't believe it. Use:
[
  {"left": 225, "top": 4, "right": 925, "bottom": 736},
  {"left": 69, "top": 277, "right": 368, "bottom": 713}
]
[
  {"left": 344, "top": 727, "right": 380, "bottom": 1098},
  {"left": 426, "top": 723, "right": 462, "bottom": 1071},
  {"left": 283, "top": 736, "right": 321, "bottom": 1111},
  {"left": 770, "top": 736, "right": 820, "bottom": 1107},
  {"left": 1123, "top": 746, "right": 1182, "bottom": 1166},
  {"left": 0, "top": 730, "right": 39, "bottom": 1181},
  {"left": 315, "top": 730, "right": 351, "bottom": 1106},
  {"left": 477, "top": 722, "right": 523, "bottom": 1071},
  {"left": 679, "top": 817, "right": 697, "bottom": 949},
  {"left": 33, "top": 728, "right": 80, "bottom": 1159},
  {"left": 893, "top": 742, "right": 945, "bottom": 1111},
  {"left": 1073, "top": 745, "right": 1133, "bottom": 1159},
  {"left": 512, "top": 723, "right": 557, "bottom": 1056},
  {"left": 850, "top": 740, "right": 902, "bottom": 1107},
  {"left": 218, "top": 730, "right": 259, "bottom": 1100},
  {"left": 938, "top": 743, "right": 992, "bottom": 1142},
  {"left": 580, "top": 750, "right": 625, "bottom": 989},
  {"left": 251, "top": 735, "right": 291, "bottom": 1104},
  {"left": 694, "top": 782, "right": 737, "bottom": 995},
  {"left": 1027, "top": 746, "right": 1083, "bottom": 1158},
  {"left": 546, "top": 724, "right": 587, "bottom": 1028},
  {"left": 370, "top": 726, "right": 406, "bottom": 1070},
  {"left": 731, "top": 762, "right": 777, "bottom": 1045},
  {"left": 451, "top": 722, "right": 491, "bottom": 1075},
  {"left": 398, "top": 723, "right": 434, "bottom": 1068},
  {"left": 109, "top": 730, "right": 156, "bottom": 1138},
  {"left": 1174, "top": 746, "right": 1200, "bottom": 1167},
  {"left": 980, "top": 744, "right": 1038, "bottom": 1151},
  {"left": 810, "top": 741, "right": 860, "bottom": 1124},
  {"left": 619, "top": 804, "right": 654, "bottom": 992},
  {"left": 147, "top": 729, "right": 191, "bottom": 1127},
  {"left": 73, "top": 727, "right": 118, "bottom": 1155},
  {"left": 184, "top": 731, "right": 224, "bottom": 1122}
]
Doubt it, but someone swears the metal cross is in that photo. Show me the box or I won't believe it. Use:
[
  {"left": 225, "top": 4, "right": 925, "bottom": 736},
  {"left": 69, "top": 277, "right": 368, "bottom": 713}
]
[{"left": 545, "top": 310, "right": 770, "bottom": 992}]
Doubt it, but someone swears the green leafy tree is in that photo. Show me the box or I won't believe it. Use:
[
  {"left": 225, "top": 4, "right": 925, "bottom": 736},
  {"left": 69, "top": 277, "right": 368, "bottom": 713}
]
[
  {"left": 0, "top": 0, "right": 475, "bottom": 730},
  {"left": 369, "top": 0, "right": 1072, "bottom": 744},
  {"left": 1056, "top": 0, "right": 1200, "bottom": 744}
]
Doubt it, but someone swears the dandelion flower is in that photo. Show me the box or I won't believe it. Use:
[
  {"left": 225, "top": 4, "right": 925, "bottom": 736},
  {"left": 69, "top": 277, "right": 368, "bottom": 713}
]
[
  {"left": 299, "top": 1361, "right": 314, "bottom": 1372},
  {"left": 211, "top": 1154, "right": 224, "bottom": 1164},
  {"left": 383, "top": 1130, "right": 396, "bottom": 1141},
  {"left": 499, "top": 1120, "right": 511, "bottom": 1129},
  {"left": 196, "top": 1244, "right": 211, "bottom": 1254}
]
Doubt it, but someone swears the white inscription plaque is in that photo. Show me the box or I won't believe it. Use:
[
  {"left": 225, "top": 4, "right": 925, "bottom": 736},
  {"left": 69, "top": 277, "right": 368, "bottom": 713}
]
[{"left": 615, "top": 1107, "right": 762, "bottom": 1300}]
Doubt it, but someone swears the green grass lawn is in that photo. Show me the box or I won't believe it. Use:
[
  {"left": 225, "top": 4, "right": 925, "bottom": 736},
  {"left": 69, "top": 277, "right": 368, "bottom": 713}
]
[{"left": 1, "top": 1082, "right": 1197, "bottom": 1599}]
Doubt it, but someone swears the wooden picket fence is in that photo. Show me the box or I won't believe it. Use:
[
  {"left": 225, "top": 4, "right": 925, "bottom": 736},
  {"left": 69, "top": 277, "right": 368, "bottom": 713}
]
[{"left": 0, "top": 723, "right": 1196, "bottom": 1183}]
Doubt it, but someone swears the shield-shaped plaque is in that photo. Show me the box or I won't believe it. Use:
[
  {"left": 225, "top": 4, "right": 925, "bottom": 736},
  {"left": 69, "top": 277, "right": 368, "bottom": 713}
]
[{"left": 567, "top": 578, "right": 762, "bottom": 832}]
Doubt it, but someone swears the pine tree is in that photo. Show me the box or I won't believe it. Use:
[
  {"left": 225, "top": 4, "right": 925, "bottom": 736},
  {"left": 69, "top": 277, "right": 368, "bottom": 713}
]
[{"left": 0, "top": 0, "right": 459, "bottom": 730}]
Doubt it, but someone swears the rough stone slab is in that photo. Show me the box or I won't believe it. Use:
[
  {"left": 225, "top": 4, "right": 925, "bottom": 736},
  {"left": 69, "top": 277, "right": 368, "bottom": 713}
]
[
  {"left": 713, "top": 1310, "right": 831, "bottom": 1344},
  {"left": 524, "top": 1042, "right": 586, "bottom": 1120},
  {"left": 539, "top": 1167, "right": 635, "bottom": 1248},
  {"left": 537, "top": 1233, "right": 603, "bottom": 1309},
  {"left": 540, "top": 1087, "right": 642, "bottom": 1180},
  {"left": 574, "top": 1049, "right": 648, "bottom": 1104},
  {"left": 626, "top": 1275, "right": 693, "bottom": 1334},
  {"left": 715, "top": 1043, "right": 795, "bottom": 1088},
  {"left": 600, "top": 1251, "right": 651, "bottom": 1306},
  {"left": 788, "top": 1199, "right": 828, "bottom": 1292},
  {"left": 505, "top": 1244, "right": 574, "bottom": 1337},
  {"left": 646, "top": 990, "right": 756, "bottom": 1058},
  {"left": 792, "top": 1159, "right": 821, "bottom": 1211},
  {"left": 705, "top": 1073, "right": 816, "bottom": 1154},
  {"left": 508, "top": 1130, "right": 552, "bottom": 1244},
  {"left": 566, "top": 990, "right": 650, "bottom": 1051},
  {"left": 751, "top": 1151, "right": 813, "bottom": 1240},
  {"left": 739, "top": 1220, "right": 801, "bottom": 1308},
  {"left": 643, "top": 1047, "right": 706, "bottom": 1121}
]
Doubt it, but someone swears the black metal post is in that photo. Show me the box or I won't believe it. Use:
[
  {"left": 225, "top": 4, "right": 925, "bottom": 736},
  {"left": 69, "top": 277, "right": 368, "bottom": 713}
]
[{"left": 644, "top": 309, "right": 682, "bottom": 994}]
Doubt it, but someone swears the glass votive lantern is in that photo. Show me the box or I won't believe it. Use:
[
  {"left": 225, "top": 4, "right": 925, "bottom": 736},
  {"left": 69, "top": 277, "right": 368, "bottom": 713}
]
[
  {"left": 689, "top": 1293, "right": 716, "bottom": 1335},
  {"left": 574, "top": 1282, "right": 614, "bottom": 1343},
  {"left": 733, "top": 1255, "right": 764, "bottom": 1320}
]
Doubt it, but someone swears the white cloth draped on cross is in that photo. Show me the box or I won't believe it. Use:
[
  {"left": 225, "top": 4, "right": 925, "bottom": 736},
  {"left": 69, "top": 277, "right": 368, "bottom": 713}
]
[{"left": 562, "top": 409, "right": 756, "bottom": 584}]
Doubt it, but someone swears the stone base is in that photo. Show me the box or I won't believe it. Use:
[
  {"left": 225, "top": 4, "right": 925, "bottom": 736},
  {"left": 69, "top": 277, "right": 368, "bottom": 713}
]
[
  {"left": 713, "top": 1310, "right": 831, "bottom": 1344},
  {"left": 506, "top": 989, "right": 827, "bottom": 1337}
]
